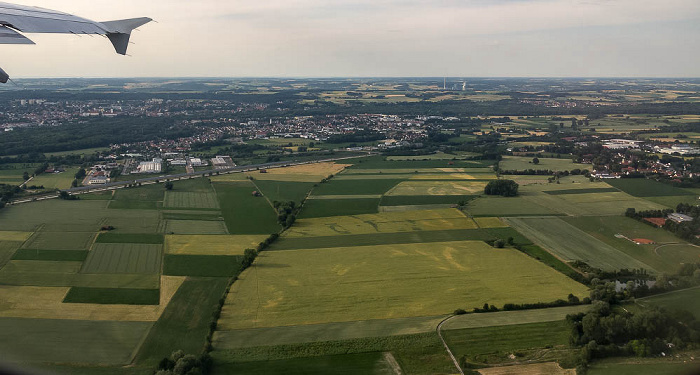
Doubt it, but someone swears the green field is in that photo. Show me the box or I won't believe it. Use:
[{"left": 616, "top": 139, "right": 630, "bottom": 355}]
[
  {"left": 564, "top": 216, "right": 696, "bottom": 274},
  {"left": 444, "top": 320, "right": 572, "bottom": 366},
  {"left": 499, "top": 156, "right": 589, "bottom": 172},
  {"left": 164, "top": 191, "right": 220, "bottom": 209},
  {"left": 81, "top": 244, "right": 162, "bottom": 274},
  {"left": 272, "top": 227, "right": 529, "bottom": 251},
  {"left": 505, "top": 217, "right": 654, "bottom": 271},
  {"left": 96, "top": 233, "right": 164, "bottom": 244},
  {"left": 12, "top": 248, "right": 88, "bottom": 262},
  {"left": 0, "top": 317, "right": 152, "bottom": 365},
  {"left": 212, "top": 332, "right": 454, "bottom": 374},
  {"left": 347, "top": 157, "right": 493, "bottom": 170},
  {"left": 22, "top": 231, "right": 95, "bottom": 250},
  {"left": 635, "top": 287, "right": 700, "bottom": 318},
  {"left": 466, "top": 196, "right": 560, "bottom": 217},
  {"left": 299, "top": 198, "right": 380, "bottom": 218},
  {"left": 380, "top": 195, "right": 475, "bottom": 206},
  {"left": 212, "top": 353, "right": 398, "bottom": 375},
  {"left": 252, "top": 180, "right": 315, "bottom": 203},
  {"left": 218, "top": 241, "right": 587, "bottom": 330},
  {"left": 288, "top": 209, "right": 475, "bottom": 237},
  {"left": 607, "top": 178, "right": 697, "bottom": 197},
  {"left": 30, "top": 168, "right": 80, "bottom": 190},
  {"left": 0, "top": 241, "right": 22, "bottom": 267},
  {"left": 386, "top": 180, "right": 487, "bottom": 196},
  {"left": 163, "top": 254, "right": 242, "bottom": 277},
  {"left": 64, "top": 287, "right": 160, "bottom": 305},
  {"left": 109, "top": 184, "right": 164, "bottom": 210},
  {"left": 442, "top": 305, "right": 588, "bottom": 331},
  {"left": 164, "top": 219, "right": 228, "bottom": 234},
  {"left": 214, "top": 314, "right": 446, "bottom": 349},
  {"left": 311, "top": 179, "right": 401, "bottom": 196},
  {"left": 588, "top": 361, "right": 700, "bottom": 375},
  {"left": 135, "top": 277, "right": 229, "bottom": 366},
  {"left": 214, "top": 181, "right": 281, "bottom": 234}
]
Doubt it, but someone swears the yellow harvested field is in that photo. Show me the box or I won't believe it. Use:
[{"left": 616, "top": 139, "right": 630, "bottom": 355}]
[
  {"left": 0, "top": 276, "right": 185, "bottom": 322},
  {"left": 219, "top": 241, "right": 588, "bottom": 330},
  {"left": 478, "top": 362, "right": 575, "bottom": 375},
  {"left": 474, "top": 217, "right": 507, "bottom": 228},
  {"left": 286, "top": 208, "right": 475, "bottom": 237},
  {"left": 386, "top": 181, "right": 488, "bottom": 196},
  {"left": 0, "top": 231, "right": 32, "bottom": 242},
  {"left": 409, "top": 174, "right": 496, "bottom": 180},
  {"left": 165, "top": 235, "right": 269, "bottom": 255}
]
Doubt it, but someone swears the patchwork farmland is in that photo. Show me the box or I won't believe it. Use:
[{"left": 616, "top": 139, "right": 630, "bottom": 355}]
[{"left": 1, "top": 154, "right": 699, "bottom": 375}]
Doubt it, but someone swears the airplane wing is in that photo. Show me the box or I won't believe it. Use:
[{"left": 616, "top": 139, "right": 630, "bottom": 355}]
[
  {"left": 0, "top": 25, "right": 33, "bottom": 44},
  {"left": 0, "top": 2, "right": 151, "bottom": 54}
]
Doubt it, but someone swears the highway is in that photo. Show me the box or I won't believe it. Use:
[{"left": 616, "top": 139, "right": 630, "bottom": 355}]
[{"left": 9, "top": 153, "right": 373, "bottom": 205}]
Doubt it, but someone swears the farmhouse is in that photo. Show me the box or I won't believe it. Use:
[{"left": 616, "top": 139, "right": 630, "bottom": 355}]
[{"left": 668, "top": 213, "right": 694, "bottom": 224}]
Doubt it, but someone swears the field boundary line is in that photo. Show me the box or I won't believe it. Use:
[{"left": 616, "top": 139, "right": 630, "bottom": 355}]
[{"left": 437, "top": 315, "right": 464, "bottom": 375}]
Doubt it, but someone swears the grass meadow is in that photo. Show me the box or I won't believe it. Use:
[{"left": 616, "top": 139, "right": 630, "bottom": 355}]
[
  {"left": 505, "top": 217, "right": 654, "bottom": 271},
  {"left": 213, "top": 181, "right": 280, "bottom": 234},
  {"left": 0, "top": 318, "right": 152, "bottom": 365},
  {"left": 499, "top": 156, "right": 589, "bottom": 172},
  {"left": 81, "top": 244, "right": 162, "bottom": 274}
]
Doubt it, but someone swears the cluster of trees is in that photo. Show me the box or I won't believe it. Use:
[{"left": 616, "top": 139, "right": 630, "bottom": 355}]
[
  {"left": 0, "top": 117, "right": 191, "bottom": 156},
  {"left": 156, "top": 351, "right": 212, "bottom": 375},
  {"left": 274, "top": 201, "right": 298, "bottom": 228},
  {"left": 484, "top": 179, "right": 519, "bottom": 197},
  {"left": 569, "top": 302, "right": 700, "bottom": 363},
  {"left": 627, "top": 205, "right": 700, "bottom": 244},
  {"left": 326, "top": 130, "right": 384, "bottom": 144}
]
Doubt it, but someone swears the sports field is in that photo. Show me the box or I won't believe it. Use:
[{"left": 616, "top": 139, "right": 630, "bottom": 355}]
[
  {"left": 505, "top": 217, "right": 653, "bottom": 271},
  {"left": 386, "top": 180, "right": 487, "bottom": 196},
  {"left": 165, "top": 234, "right": 267, "bottom": 255},
  {"left": 218, "top": 241, "right": 588, "bottom": 330},
  {"left": 286, "top": 209, "right": 475, "bottom": 237}
]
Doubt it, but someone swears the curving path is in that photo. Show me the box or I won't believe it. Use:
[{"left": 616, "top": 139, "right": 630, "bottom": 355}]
[{"left": 437, "top": 315, "right": 464, "bottom": 375}]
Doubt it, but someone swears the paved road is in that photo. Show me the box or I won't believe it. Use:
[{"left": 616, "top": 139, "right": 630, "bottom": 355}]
[{"left": 9, "top": 153, "right": 373, "bottom": 205}]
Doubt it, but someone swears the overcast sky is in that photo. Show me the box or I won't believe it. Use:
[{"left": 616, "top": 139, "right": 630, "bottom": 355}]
[{"left": 2, "top": 0, "right": 699, "bottom": 78}]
